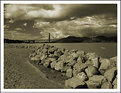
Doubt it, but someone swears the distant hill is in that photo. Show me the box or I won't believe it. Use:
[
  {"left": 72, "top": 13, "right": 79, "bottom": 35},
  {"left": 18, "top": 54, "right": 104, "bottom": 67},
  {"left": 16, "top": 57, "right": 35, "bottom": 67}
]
[
  {"left": 52, "top": 36, "right": 117, "bottom": 43},
  {"left": 4, "top": 35, "right": 117, "bottom": 43}
]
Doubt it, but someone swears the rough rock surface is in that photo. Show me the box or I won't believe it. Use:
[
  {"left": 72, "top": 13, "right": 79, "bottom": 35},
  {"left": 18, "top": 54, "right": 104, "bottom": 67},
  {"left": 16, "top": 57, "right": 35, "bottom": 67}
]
[{"left": 29, "top": 44, "right": 117, "bottom": 89}]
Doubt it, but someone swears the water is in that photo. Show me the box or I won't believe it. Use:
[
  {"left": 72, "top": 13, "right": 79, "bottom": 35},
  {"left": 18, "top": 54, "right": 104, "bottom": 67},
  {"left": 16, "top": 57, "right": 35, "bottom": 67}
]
[{"left": 50, "top": 43, "right": 117, "bottom": 58}]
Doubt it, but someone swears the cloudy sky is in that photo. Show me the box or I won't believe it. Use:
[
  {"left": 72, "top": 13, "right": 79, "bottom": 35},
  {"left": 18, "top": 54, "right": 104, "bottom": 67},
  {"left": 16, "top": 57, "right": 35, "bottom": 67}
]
[{"left": 4, "top": 4, "right": 117, "bottom": 40}]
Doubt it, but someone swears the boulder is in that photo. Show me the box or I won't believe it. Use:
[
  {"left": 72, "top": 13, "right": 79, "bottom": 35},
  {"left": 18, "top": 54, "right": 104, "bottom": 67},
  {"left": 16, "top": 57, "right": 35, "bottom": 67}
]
[
  {"left": 101, "top": 82, "right": 112, "bottom": 89},
  {"left": 61, "top": 66, "right": 71, "bottom": 72},
  {"left": 86, "top": 80, "right": 100, "bottom": 89},
  {"left": 77, "top": 56, "right": 83, "bottom": 64},
  {"left": 113, "top": 84, "right": 117, "bottom": 89},
  {"left": 85, "top": 66, "right": 98, "bottom": 77},
  {"left": 76, "top": 72, "right": 87, "bottom": 82},
  {"left": 70, "top": 52, "right": 79, "bottom": 60},
  {"left": 86, "top": 53, "right": 98, "bottom": 60},
  {"left": 77, "top": 50, "right": 85, "bottom": 57},
  {"left": 65, "top": 72, "right": 87, "bottom": 88},
  {"left": 113, "top": 76, "right": 117, "bottom": 86},
  {"left": 30, "top": 56, "right": 39, "bottom": 61},
  {"left": 89, "top": 75, "right": 107, "bottom": 84},
  {"left": 73, "top": 63, "right": 88, "bottom": 76},
  {"left": 86, "top": 75, "right": 107, "bottom": 88},
  {"left": 50, "top": 61, "right": 57, "bottom": 69},
  {"left": 55, "top": 61, "right": 64, "bottom": 71},
  {"left": 99, "top": 58, "right": 111, "bottom": 74},
  {"left": 66, "top": 69, "right": 73, "bottom": 78},
  {"left": 43, "top": 59, "right": 51, "bottom": 67},
  {"left": 104, "top": 67, "right": 117, "bottom": 83},
  {"left": 91, "top": 58, "right": 99, "bottom": 68}
]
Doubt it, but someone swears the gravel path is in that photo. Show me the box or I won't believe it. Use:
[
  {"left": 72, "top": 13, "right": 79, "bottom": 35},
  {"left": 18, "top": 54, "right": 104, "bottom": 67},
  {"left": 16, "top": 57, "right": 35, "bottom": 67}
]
[{"left": 4, "top": 47, "right": 64, "bottom": 89}]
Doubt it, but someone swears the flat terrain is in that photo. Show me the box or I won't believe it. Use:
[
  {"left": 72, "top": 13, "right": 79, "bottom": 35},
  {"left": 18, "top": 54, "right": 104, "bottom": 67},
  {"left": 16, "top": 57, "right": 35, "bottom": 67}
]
[{"left": 4, "top": 44, "right": 66, "bottom": 89}]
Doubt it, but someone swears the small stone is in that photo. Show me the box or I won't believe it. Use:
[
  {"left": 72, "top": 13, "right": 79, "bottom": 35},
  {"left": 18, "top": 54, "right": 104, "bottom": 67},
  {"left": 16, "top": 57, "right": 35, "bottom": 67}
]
[
  {"left": 85, "top": 66, "right": 98, "bottom": 77},
  {"left": 104, "top": 67, "right": 117, "bottom": 83},
  {"left": 101, "top": 82, "right": 112, "bottom": 89}
]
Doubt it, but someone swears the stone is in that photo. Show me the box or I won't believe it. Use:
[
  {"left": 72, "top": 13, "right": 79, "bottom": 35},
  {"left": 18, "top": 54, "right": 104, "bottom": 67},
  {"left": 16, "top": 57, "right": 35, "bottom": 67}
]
[
  {"left": 66, "top": 69, "right": 73, "bottom": 78},
  {"left": 43, "top": 59, "right": 51, "bottom": 67},
  {"left": 70, "top": 52, "right": 79, "bottom": 60},
  {"left": 30, "top": 56, "right": 39, "bottom": 61},
  {"left": 55, "top": 61, "right": 64, "bottom": 71},
  {"left": 77, "top": 56, "right": 83, "bottom": 63},
  {"left": 101, "top": 82, "right": 112, "bottom": 89},
  {"left": 86, "top": 53, "right": 98, "bottom": 60},
  {"left": 91, "top": 58, "right": 99, "bottom": 68},
  {"left": 61, "top": 66, "right": 71, "bottom": 72},
  {"left": 104, "top": 67, "right": 117, "bottom": 83},
  {"left": 65, "top": 75, "right": 86, "bottom": 88},
  {"left": 76, "top": 72, "right": 87, "bottom": 82},
  {"left": 50, "top": 61, "right": 57, "bottom": 69},
  {"left": 85, "top": 66, "right": 98, "bottom": 77},
  {"left": 113, "top": 77, "right": 117, "bottom": 86},
  {"left": 99, "top": 58, "right": 111, "bottom": 74},
  {"left": 113, "top": 84, "right": 117, "bottom": 89},
  {"left": 86, "top": 80, "right": 100, "bottom": 89},
  {"left": 73, "top": 63, "right": 88, "bottom": 76},
  {"left": 77, "top": 50, "right": 85, "bottom": 57},
  {"left": 89, "top": 75, "right": 107, "bottom": 84}
]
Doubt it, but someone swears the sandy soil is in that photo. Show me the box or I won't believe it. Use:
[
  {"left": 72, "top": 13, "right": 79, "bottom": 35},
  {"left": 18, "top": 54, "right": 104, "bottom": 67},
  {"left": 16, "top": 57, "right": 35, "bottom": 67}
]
[{"left": 4, "top": 44, "right": 66, "bottom": 89}]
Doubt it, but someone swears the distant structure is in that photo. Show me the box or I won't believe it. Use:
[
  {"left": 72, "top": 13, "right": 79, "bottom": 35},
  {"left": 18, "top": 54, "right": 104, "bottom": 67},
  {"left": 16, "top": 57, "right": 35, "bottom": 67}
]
[{"left": 49, "top": 33, "right": 50, "bottom": 43}]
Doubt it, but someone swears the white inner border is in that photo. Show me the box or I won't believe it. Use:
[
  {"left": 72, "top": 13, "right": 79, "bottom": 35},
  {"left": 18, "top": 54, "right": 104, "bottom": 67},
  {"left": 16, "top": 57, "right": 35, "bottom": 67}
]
[{"left": 1, "top": 1, "right": 120, "bottom": 93}]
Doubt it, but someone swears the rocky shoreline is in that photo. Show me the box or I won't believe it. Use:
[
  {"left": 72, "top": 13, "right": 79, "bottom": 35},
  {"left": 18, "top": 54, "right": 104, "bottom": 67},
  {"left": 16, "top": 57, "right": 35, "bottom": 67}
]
[{"left": 29, "top": 44, "right": 117, "bottom": 89}]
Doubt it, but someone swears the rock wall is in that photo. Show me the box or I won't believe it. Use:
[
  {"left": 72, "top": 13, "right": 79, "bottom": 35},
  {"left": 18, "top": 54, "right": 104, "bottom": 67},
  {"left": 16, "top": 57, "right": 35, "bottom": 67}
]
[{"left": 29, "top": 44, "right": 117, "bottom": 89}]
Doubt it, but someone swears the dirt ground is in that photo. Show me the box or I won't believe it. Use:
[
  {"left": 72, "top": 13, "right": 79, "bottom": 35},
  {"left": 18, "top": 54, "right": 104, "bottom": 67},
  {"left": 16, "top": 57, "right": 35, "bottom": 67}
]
[{"left": 4, "top": 44, "right": 66, "bottom": 89}]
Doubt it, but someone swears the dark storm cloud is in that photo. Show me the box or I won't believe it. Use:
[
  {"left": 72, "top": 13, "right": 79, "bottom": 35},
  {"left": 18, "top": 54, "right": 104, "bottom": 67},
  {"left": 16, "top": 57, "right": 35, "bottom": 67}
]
[
  {"left": 4, "top": 4, "right": 117, "bottom": 21},
  {"left": 4, "top": 4, "right": 117, "bottom": 40}
]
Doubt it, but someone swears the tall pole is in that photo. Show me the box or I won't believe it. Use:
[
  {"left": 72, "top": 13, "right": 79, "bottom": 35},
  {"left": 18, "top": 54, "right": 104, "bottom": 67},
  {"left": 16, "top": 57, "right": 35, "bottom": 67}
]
[{"left": 49, "top": 33, "right": 50, "bottom": 43}]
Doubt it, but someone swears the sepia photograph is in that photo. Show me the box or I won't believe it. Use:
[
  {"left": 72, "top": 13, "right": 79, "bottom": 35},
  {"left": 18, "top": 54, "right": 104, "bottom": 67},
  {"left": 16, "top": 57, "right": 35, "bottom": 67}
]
[{"left": 0, "top": 0, "right": 120, "bottom": 92}]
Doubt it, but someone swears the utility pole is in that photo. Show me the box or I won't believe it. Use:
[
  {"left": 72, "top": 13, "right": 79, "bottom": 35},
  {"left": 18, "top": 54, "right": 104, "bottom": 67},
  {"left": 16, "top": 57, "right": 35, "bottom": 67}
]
[{"left": 49, "top": 33, "right": 50, "bottom": 43}]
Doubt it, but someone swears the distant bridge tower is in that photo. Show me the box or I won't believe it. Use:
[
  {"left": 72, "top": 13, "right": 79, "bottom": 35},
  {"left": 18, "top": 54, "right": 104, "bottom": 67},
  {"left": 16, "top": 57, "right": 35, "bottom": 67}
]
[{"left": 49, "top": 33, "right": 50, "bottom": 43}]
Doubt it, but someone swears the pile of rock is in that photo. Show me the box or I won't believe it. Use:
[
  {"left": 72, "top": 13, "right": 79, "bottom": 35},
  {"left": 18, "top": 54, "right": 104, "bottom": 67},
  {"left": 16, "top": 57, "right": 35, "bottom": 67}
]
[{"left": 29, "top": 44, "right": 117, "bottom": 89}]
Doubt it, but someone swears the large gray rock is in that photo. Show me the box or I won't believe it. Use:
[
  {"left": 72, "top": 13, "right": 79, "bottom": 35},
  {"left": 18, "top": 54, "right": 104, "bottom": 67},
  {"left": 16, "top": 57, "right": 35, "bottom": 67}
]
[
  {"left": 73, "top": 63, "right": 88, "bottom": 76},
  {"left": 86, "top": 80, "right": 100, "bottom": 89},
  {"left": 99, "top": 58, "right": 111, "bottom": 74},
  {"left": 55, "top": 61, "right": 64, "bottom": 71},
  {"left": 43, "top": 59, "right": 51, "bottom": 67},
  {"left": 101, "top": 82, "right": 112, "bottom": 89},
  {"left": 65, "top": 72, "right": 87, "bottom": 88},
  {"left": 86, "top": 75, "right": 107, "bottom": 88},
  {"left": 50, "top": 61, "right": 57, "bottom": 69},
  {"left": 104, "top": 67, "right": 117, "bottom": 83},
  {"left": 86, "top": 53, "right": 98, "bottom": 60},
  {"left": 89, "top": 75, "right": 107, "bottom": 84},
  {"left": 91, "top": 58, "right": 99, "bottom": 68},
  {"left": 85, "top": 66, "right": 98, "bottom": 77},
  {"left": 61, "top": 66, "right": 71, "bottom": 72},
  {"left": 66, "top": 69, "right": 73, "bottom": 78},
  {"left": 77, "top": 56, "right": 83, "bottom": 64}
]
